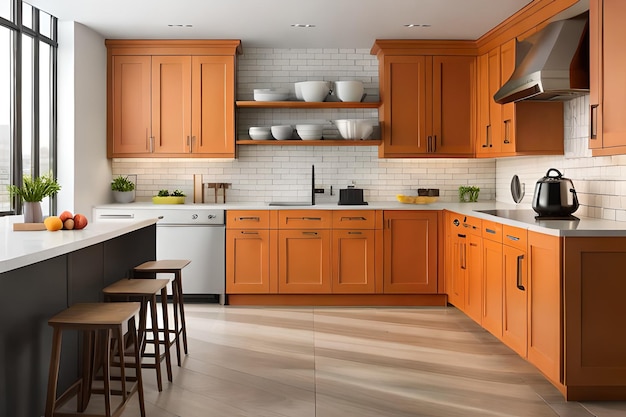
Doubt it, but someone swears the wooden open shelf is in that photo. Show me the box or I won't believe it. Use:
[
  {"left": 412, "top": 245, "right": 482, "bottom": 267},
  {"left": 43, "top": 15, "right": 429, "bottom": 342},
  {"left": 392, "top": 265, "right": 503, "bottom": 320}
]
[
  {"left": 237, "top": 139, "right": 382, "bottom": 146},
  {"left": 236, "top": 101, "right": 381, "bottom": 109}
]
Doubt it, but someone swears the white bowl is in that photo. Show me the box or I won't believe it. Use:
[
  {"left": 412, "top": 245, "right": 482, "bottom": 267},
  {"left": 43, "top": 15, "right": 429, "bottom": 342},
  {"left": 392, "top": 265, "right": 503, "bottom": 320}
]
[
  {"left": 254, "top": 88, "right": 289, "bottom": 102},
  {"left": 333, "top": 81, "right": 364, "bottom": 102},
  {"left": 296, "top": 81, "right": 331, "bottom": 102},
  {"left": 271, "top": 125, "right": 294, "bottom": 140},
  {"left": 249, "top": 126, "right": 272, "bottom": 140},
  {"left": 332, "top": 119, "right": 375, "bottom": 139},
  {"left": 296, "top": 124, "right": 324, "bottom": 140}
]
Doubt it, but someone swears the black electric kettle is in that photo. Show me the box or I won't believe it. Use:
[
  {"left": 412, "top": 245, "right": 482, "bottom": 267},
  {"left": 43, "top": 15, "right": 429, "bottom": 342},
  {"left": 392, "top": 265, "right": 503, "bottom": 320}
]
[{"left": 532, "top": 168, "right": 579, "bottom": 217}]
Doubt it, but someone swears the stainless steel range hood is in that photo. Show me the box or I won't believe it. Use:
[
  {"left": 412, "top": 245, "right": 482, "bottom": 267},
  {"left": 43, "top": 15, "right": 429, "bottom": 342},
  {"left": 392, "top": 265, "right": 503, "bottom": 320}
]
[{"left": 493, "top": 14, "right": 589, "bottom": 104}]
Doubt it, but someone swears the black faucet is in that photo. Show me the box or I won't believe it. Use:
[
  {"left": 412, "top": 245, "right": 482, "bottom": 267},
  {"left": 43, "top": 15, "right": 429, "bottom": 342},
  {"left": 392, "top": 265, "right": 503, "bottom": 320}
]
[{"left": 311, "top": 165, "right": 315, "bottom": 205}]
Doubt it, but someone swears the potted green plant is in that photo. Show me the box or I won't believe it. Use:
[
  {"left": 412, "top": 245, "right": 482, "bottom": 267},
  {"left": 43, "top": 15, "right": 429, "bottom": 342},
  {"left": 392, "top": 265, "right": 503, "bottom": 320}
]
[
  {"left": 459, "top": 186, "right": 480, "bottom": 203},
  {"left": 111, "top": 175, "right": 135, "bottom": 203},
  {"left": 7, "top": 174, "right": 62, "bottom": 223}
]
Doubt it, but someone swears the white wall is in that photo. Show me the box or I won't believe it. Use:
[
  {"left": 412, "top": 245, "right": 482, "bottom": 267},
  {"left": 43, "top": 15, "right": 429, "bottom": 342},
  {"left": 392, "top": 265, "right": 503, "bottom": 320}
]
[{"left": 57, "top": 22, "right": 110, "bottom": 215}]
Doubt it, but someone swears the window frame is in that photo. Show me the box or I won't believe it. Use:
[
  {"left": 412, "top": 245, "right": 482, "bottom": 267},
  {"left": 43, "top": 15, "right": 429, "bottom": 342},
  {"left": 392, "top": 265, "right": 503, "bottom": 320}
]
[{"left": 0, "top": 0, "right": 58, "bottom": 217}]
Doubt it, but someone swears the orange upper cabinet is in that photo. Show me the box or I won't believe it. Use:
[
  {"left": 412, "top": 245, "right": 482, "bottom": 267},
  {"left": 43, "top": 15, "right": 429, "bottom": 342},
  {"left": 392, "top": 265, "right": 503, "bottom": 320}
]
[
  {"left": 106, "top": 40, "right": 241, "bottom": 158},
  {"left": 109, "top": 55, "right": 152, "bottom": 154},
  {"left": 476, "top": 40, "right": 564, "bottom": 158},
  {"left": 589, "top": 0, "right": 626, "bottom": 156},
  {"left": 372, "top": 42, "right": 475, "bottom": 158}
]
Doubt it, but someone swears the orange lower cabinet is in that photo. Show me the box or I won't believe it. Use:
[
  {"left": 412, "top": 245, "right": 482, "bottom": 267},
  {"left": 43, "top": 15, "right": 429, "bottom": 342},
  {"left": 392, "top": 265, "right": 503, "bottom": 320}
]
[
  {"left": 278, "top": 229, "right": 331, "bottom": 293},
  {"left": 502, "top": 243, "right": 528, "bottom": 357},
  {"left": 383, "top": 211, "right": 438, "bottom": 294},
  {"left": 331, "top": 229, "right": 376, "bottom": 293},
  {"left": 482, "top": 238, "right": 503, "bottom": 338},
  {"left": 226, "top": 229, "right": 272, "bottom": 293},
  {"left": 465, "top": 233, "right": 483, "bottom": 324}
]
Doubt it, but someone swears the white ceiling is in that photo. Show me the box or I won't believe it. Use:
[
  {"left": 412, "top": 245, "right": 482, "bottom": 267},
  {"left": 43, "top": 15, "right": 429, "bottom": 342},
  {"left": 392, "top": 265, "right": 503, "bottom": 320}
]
[{"left": 27, "top": 0, "right": 536, "bottom": 49}]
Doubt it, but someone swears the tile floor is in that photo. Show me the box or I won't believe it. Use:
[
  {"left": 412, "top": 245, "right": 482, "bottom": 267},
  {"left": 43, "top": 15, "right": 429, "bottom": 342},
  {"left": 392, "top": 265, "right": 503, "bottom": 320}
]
[{"left": 70, "top": 305, "right": 626, "bottom": 417}]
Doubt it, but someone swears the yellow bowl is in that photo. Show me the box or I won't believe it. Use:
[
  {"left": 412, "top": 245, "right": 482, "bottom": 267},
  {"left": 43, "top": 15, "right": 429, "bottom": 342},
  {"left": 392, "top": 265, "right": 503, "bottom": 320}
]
[
  {"left": 152, "top": 196, "right": 185, "bottom": 204},
  {"left": 396, "top": 195, "right": 438, "bottom": 204}
]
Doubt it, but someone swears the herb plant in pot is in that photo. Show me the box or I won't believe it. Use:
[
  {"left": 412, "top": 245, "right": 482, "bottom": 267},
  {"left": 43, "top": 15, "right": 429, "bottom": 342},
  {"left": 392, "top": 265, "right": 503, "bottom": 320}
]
[
  {"left": 7, "top": 174, "right": 62, "bottom": 223},
  {"left": 111, "top": 175, "right": 135, "bottom": 203}
]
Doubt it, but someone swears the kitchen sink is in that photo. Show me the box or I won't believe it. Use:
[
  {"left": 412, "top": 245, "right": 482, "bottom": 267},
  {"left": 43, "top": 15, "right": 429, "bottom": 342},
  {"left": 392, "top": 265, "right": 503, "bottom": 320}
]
[{"left": 268, "top": 202, "right": 313, "bottom": 206}]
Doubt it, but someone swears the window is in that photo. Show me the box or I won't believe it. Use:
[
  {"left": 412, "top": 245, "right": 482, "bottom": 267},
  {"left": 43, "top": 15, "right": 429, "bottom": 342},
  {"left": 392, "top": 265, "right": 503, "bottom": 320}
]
[{"left": 0, "top": 0, "right": 57, "bottom": 216}]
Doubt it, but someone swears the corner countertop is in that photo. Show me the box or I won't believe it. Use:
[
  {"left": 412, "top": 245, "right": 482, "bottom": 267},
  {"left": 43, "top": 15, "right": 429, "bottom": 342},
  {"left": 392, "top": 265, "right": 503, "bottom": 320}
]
[
  {"left": 0, "top": 215, "right": 158, "bottom": 274},
  {"left": 93, "top": 201, "right": 626, "bottom": 238}
]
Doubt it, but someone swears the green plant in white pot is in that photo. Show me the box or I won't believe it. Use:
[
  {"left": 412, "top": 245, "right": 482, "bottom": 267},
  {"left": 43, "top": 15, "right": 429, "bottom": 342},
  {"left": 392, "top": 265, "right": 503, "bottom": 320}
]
[
  {"left": 7, "top": 174, "right": 61, "bottom": 223},
  {"left": 111, "top": 175, "right": 135, "bottom": 203}
]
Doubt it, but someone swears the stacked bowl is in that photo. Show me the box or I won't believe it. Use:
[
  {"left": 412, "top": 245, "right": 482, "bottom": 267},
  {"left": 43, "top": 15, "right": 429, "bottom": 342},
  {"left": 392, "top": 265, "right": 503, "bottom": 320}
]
[
  {"left": 332, "top": 119, "right": 376, "bottom": 140},
  {"left": 295, "top": 81, "right": 331, "bottom": 102},
  {"left": 296, "top": 124, "right": 324, "bottom": 140},
  {"left": 271, "top": 125, "right": 294, "bottom": 140},
  {"left": 333, "top": 81, "right": 364, "bottom": 102},
  {"left": 249, "top": 126, "right": 272, "bottom": 140}
]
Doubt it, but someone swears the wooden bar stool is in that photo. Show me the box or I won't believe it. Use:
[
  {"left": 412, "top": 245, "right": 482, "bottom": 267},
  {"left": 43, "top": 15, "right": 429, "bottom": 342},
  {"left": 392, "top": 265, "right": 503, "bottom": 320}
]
[
  {"left": 45, "top": 302, "right": 145, "bottom": 417},
  {"left": 133, "top": 260, "right": 191, "bottom": 366},
  {"left": 102, "top": 278, "right": 172, "bottom": 392}
]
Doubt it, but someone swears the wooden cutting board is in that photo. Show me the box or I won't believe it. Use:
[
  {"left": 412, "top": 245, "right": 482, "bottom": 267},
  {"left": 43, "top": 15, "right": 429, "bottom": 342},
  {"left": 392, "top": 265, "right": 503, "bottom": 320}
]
[{"left": 13, "top": 223, "right": 46, "bottom": 231}]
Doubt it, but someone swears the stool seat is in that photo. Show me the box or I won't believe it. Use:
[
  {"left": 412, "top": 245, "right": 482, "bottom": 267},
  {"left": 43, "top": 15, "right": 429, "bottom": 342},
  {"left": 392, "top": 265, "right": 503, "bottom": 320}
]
[
  {"left": 103, "top": 278, "right": 172, "bottom": 392},
  {"left": 46, "top": 302, "right": 145, "bottom": 417},
  {"left": 133, "top": 260, "right": 190, "bottom": 366},
  {"left": 133, "top": 259, "right": 191, "bottom": 273}
]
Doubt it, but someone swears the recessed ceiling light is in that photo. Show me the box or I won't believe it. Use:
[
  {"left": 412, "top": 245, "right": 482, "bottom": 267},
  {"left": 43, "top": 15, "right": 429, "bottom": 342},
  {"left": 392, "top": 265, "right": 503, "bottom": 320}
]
[
  {"left": 404, "top": 24, "right": 431, "bottom": 28},
  {"left": 291, "top": 24, "right": 316, "bottom": 28},
  {"left": 168, "top": 24, "right": 193, "bottom": 28}
]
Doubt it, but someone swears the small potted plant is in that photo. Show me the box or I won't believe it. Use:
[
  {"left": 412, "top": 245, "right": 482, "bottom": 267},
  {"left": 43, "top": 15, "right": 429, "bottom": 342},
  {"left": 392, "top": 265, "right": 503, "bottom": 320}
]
[
  {"left": 152, "top": 189, "right": 186, "bottom": 204},
  {"left": 459, "top": 186, "right": 480, "bottom": 203},
  {"left": 7, "top": 174, "right": 62, "bottom": 223},
  {"left": 111, "top": 175, "right": 135, "bottom": 203}
]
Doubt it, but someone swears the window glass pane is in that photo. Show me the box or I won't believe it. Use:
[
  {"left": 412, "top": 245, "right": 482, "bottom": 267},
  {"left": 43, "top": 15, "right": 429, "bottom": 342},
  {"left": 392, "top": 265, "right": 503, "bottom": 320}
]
[
  {"left": 39, "top": 10, "right": 52, "bottom": 39},
  {"left": 22, "top": 2, "right": 32, "bottom": 29},
  {"left": 39, "top": 41, "right": 50, "bottom": 176},
  {"left": 21, "top": 34, "right": 32, "bottom": 179},
  {"left": 0, "top": 0, "right": 12, "bottom": 22},
  {"left": 0, "top": 27, "right": 11, "bottom": 212}
]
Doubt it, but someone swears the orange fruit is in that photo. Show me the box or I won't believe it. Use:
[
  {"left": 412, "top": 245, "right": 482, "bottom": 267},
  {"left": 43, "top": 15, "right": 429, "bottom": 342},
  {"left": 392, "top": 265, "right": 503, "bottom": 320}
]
[{"left": 44, "top": 216, "right": 63, "bottom": 231}]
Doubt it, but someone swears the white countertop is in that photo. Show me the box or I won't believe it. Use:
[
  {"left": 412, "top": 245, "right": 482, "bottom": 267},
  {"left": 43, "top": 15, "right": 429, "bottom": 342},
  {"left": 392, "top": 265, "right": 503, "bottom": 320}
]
[
  {"left": 94, "top": 201, "right": 626, "bottom": 237},
  {"left": 0, "top": 215, "right": 158, "bottom": 274}
]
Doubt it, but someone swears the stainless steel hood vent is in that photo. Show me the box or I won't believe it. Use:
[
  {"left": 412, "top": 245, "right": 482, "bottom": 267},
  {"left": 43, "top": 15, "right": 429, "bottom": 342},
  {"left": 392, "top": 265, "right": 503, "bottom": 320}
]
[{"left": 493, "top": 14, "right": 589, "bottom": 104}]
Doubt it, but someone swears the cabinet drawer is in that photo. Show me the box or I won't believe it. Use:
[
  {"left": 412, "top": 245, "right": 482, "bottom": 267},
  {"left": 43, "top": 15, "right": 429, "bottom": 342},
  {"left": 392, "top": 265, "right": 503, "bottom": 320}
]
[
  {"left": 332, "top": 210, "right": 376, "bottom": 229},
  {"left": 503, "top": 225, "right": 527, "bottom": 251},
  {"left": 227, "top": 210, "right": 270, "bottom": 229},
  {"left": 482, "top": 220, "right": 503, "bottom": 242},
  {"left": 278, "top": 210, "right": 332, "bottom": 229},
  {"left": 460, "top": 215, "right": 482, "bottom": 237}
]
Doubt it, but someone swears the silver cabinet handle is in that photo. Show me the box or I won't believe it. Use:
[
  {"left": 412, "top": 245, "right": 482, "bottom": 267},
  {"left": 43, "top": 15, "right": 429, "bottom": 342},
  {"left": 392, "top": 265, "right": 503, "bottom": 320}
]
[
  {"left": 302, "top": 231, "right": 318, "bottom": 236},
  {"left": 486, "top": 228, "right": 496, "bottom": 234},
  {"left": 590, "top": 104, "right": 598, "bottom": 140},
  {"left": 506, "top": 234, "right": 520, "bottom": 241},
  {"left": 503, "top": 119, "right": 511, "bottom": 144},
  {"left": 238, "top": 217, "right": 260, "bottom": 221},
  {"left": 348, "top": 231, "right": 362, "bottom": 235},
  {"left": 340, "top": 216, "right": 367, "bottom": 221},
  {"left": 240, "top": 231, "right": 258, "bottom": 235}
]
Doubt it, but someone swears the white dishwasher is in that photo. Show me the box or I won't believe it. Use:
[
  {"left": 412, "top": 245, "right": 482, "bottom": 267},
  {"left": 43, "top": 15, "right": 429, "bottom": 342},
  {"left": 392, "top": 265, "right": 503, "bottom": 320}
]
[{"left": 94, "top": 206, "right": 225, "bottom": 304}]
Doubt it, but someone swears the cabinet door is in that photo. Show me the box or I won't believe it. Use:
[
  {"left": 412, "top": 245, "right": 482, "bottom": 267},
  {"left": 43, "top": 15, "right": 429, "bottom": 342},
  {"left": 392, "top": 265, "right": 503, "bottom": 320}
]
[
  {"left": 332, "top": 230, "right": 376, "bottom": 293},
  {"left": 527, "top": 232, "right": 561, "bottom": 384},
  {"left": 278, "top": 229, "right": 331, "bottom": 293},
  {"left": 380, "top": 55, "right": 428, "bottom": 155},
  {"left": 589, "top": 0, "right": 603, "bottom": 149},
  {"left": 482, "top": 238, "right": 503, "bottom": 338},
  {"left": 383, "top": 211, "right": 438, "bottom": 293},
  {"left": 500, "top": 39, "right": 517, "bottom": 154},
  {"left": 226, "top": 229, "right": 271, "bottom": 293},
  {"left": 151, "top": 56, "right": 192, "bottom": 154},
  {"left": 447, "top": 232, "right": 465, "bottom": 308},
  {"left": 191, "top": 56, "right": 235, "bottom": 157},
  {"left": 502, "top": 244, "right": 528, "bottom": 357},
  {"left": 597, "top": 0, "right": 626, "bottom": 151},
  {"left": 476, "top": 52, "right": 492, "bottom": 155},
  {"left": 432, "top": 56, "right": 475, "bottom": 155},
  {"left": 109, "top": 55, "right": 152, "bottom": 156},
  {"left": 465, "top": 233, "right": 483, "bottom": 324},
  {"left": 487, "top": 47, "right": 503, "bottom": 153}
]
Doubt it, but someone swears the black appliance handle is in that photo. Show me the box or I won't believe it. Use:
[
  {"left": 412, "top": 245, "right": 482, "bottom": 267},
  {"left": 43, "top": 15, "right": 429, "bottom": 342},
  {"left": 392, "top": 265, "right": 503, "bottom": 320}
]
[{"left": 545, "top": 168, "right": 563, "bottom": 178}]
